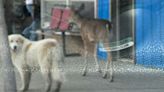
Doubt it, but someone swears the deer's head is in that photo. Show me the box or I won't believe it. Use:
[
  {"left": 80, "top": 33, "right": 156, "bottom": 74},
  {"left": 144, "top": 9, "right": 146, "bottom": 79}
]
[{"left": 68, "top": 3, "right": 85, "bottom": 23}]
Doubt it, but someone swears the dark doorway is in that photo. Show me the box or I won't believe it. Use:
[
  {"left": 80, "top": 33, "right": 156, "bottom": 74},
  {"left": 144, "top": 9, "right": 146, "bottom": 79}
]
[{"left": 111, "top": 0, "right": 134, "bottom": 60}]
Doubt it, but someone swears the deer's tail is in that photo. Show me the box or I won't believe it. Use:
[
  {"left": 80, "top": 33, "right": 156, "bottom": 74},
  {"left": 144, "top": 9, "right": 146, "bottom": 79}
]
[
  {"left": 106, "top": 21, "right": 112, "bottom": 32},
  {"left": 106, "top": 21, "right": 113, "bottom": 40}
]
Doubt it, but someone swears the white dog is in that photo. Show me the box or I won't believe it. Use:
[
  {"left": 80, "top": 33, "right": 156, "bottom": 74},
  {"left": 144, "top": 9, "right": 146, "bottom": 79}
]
[{"left": 8, "top": 34, "right": 64, "bottom": 92}]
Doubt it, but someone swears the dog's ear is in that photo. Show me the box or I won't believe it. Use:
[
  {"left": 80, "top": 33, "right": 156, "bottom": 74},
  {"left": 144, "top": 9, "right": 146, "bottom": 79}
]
[
  {"left": 8, "top": 35, "right": 12, "bottom": 42},
  {"left": 18, "top": 35, "right": 25, "bottom": 44}
]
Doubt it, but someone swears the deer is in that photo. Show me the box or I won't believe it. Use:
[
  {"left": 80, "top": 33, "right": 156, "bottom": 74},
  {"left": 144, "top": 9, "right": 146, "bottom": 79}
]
[{"left": 68, "top": 4, "right": 113, "bottom": 82}]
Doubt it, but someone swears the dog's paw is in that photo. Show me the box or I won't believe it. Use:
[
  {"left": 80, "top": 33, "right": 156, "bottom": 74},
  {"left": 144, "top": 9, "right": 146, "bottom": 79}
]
[
  {"left": 54, "top": 88, "right": 60, "bottom": 92},
  {"left": 96, "top": 69, "right": 102, "bottom": 73},
  {"left": 109, "top": 75, "right": 114, "bottom": 82},
  {"left": 82, "top": 71, "right": 87, "bottom": 76},
  {"left": 19, "top": 87, "right": 27, "bottom": 92},
  {"left": 102, "top": 73, "right": 107, "bottom": 79}
]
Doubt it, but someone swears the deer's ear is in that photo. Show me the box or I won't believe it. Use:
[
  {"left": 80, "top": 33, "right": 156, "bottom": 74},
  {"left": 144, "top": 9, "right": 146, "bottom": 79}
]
[
  {"left": 70, "top": 6, "right": 78, "bottom": 14},
  {"left": 70, "top": 5, "right": 75, "bottom": 10},
  {"left": 77, "top": 3, "right": 85, "bottom": 12}
]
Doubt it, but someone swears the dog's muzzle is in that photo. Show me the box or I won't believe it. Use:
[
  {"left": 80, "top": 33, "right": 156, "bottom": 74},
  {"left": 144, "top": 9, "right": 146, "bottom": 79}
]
[{"left": 12, "top": 46, "right": 17, "bottom": 52}]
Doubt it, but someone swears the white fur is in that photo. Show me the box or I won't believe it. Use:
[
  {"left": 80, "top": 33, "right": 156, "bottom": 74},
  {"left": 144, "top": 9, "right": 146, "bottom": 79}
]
[{"left": 8, "top": 34, "right": 64, "bottom": 92}]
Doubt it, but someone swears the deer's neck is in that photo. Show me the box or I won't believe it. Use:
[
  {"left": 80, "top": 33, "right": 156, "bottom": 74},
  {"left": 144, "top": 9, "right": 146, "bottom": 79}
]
[{"left": 74, "top": 15, "right": 85, "bottom": 28}]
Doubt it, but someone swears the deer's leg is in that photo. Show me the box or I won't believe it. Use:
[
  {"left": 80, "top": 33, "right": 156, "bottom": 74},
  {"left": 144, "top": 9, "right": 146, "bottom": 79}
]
[
  {"left": 94, "top": 44, "right": 102, "bottom": 73},
  {"left": 103, "top": 52, "right": 113, "bottom": 82},
  {"left": 82, "top": 50, "right": 88, "bottom": 76}
]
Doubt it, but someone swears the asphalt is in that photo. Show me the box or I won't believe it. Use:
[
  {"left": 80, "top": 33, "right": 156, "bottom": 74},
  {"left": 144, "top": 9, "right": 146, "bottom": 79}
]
[{"left": 1, "top": 57, "right": 164, "bottom": 92}]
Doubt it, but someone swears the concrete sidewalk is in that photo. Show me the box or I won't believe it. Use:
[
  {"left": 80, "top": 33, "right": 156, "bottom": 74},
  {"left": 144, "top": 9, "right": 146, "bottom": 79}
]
[{"left": 1, "top": 57, "right": 164, "bottom": 92}]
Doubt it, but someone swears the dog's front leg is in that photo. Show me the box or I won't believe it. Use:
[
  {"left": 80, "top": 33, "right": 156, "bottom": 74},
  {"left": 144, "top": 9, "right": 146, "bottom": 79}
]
[{"left": 18, "top": 66, "right": 31, "bottom": 91}]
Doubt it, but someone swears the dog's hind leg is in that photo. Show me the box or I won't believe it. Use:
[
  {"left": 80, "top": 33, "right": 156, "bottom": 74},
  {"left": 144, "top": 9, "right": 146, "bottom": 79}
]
[
  {"left": 94, "top": 44, "right": 102, "bottom": 73},
  {"left": 54, "top": 81, "right": 62, "bottom": 92},
  {"left": 40, "top": 67, "right": 52, "bottom": 92},
  {"left": 103, "top": 52, "right": 113, "bottom": 82},
  {"left": 82, "top": 51, "right": 88, "bottom": 76}
]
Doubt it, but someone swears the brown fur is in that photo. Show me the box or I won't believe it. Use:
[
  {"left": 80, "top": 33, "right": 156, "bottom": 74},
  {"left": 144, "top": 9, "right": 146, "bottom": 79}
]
[{"left": 69, "top": 5, "right": 113, "bottom": 81}]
